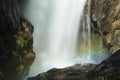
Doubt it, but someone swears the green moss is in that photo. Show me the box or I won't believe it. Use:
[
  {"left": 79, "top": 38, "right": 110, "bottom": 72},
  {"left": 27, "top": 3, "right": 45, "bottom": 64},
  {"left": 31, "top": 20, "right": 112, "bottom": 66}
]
[{"left": 15, "top": 35, "right": 27, "bottom": 49}]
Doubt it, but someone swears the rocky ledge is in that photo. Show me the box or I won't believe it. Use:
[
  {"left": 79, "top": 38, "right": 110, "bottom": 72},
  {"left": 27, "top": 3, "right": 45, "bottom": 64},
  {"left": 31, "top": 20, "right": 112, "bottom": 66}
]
[{"left": 28, "top": 49, "right": 120, "bottom": 80}]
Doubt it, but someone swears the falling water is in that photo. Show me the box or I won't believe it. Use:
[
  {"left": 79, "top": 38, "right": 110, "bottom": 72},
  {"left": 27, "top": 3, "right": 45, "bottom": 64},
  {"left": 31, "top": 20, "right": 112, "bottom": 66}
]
[
  {"left": 24, "top": 0, "right": 108, "bottom": 77},
  {"left": 76, "top": 0, "right": 92, "bottom": 63},
  {"left": 24, "top": 0, "right": 87, "bottom": 76},
  {"left": 75, "top": 0, "right": 108, "bottom": 64}
]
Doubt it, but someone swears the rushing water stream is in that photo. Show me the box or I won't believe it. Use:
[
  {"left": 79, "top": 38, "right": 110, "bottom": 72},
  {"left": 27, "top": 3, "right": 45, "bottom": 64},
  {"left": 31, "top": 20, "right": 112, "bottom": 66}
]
[{"left": 24, "top": 0, "right": 107, "bottom": 77}]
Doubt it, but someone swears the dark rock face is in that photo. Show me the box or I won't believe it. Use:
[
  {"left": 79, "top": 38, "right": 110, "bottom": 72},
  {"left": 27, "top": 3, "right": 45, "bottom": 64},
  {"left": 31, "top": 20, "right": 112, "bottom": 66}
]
[
  {"left": 92, "top": 49, "right": 120, "bottom": 80},
  {"left": 28, "top": 64, "right": 96, "bottom": 80},
  {"left": 0, "top": 0, "right": 20, "bottom": 34},
  {"left": 0, "top": 0, "right": 35, "bottom": 80},
  {"left": 28, "top": 50, "right": 120, "bottom": 80}
]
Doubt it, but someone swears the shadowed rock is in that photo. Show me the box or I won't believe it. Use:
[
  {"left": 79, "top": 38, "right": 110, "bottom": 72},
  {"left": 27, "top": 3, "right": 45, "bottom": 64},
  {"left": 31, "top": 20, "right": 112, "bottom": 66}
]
[
  {"left": 0, "top": 0, "right": 35, "bottom": 80},
  {"left": 28, "top": 50, "right": 120, "bottom": 80},
  {"left": 28, "top": 64, "right": 96, "bottom": 80}
]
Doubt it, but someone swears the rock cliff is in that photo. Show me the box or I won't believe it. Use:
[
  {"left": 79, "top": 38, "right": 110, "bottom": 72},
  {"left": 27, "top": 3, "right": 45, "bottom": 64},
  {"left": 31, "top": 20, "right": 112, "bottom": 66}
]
[
  {"left": 0, "top": 0, "right": 35, "bottom": 80},
  {"left": 91, "top": 0, "right": 120, "bottom": 54}
]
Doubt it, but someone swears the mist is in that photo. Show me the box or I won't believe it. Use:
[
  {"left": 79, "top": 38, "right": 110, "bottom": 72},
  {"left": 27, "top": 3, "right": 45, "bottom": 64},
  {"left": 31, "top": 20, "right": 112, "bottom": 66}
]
[{"left": 24, "top": 0, "right": 87, "bottom": 76}]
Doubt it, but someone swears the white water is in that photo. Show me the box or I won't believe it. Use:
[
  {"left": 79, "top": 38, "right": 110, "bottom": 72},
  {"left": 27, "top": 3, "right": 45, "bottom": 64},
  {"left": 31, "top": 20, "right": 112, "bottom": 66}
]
[
  {"left": 24, "top": 0, "right": 87, "bottom": 76},
  {"left": 76, "top": 0, "right": 93, "bottom": 63}
]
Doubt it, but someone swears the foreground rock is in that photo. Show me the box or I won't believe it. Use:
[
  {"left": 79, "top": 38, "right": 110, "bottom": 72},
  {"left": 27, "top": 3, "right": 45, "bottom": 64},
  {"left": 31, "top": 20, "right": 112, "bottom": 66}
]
[
  {"left": 28, "top": 64, "right": 96, "bottom": 80},
  {"left": 93, "top": 49, "right": 120, "bottom": 80},
  {"left": 28, "top": 50, "right": 120, "bottom": 80},
  {"left": 0, "top": 0, "right": 35, "bottom": 80}
]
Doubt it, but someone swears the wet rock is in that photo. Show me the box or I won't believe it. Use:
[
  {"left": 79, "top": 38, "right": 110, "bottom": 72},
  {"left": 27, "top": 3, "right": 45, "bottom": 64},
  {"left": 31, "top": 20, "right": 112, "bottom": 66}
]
[
  {"left": 92, "top": 49, "right": 120, "bottom": 80},
  {"left": 90, "top": 0, "right": 120, "bottom": 54},
  {"left": 28, "top": 64, "right": 96, "bottom": 80},
  {"left": 28, "top": 50, "right": 120, "bottom": 80}
]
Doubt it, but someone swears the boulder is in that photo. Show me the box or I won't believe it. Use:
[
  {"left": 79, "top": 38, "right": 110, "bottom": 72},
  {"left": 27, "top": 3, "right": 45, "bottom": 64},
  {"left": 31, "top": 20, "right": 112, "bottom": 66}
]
[
  {"left": 28, "top": 50, "right": 120, "bottom": 80},
  {"left": 0, "top": 0, "right": 35, "bottom": 80}
]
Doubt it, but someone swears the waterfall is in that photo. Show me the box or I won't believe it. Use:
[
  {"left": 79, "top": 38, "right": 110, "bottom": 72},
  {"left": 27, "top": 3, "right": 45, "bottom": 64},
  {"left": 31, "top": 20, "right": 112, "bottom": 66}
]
[
  {"left": 24, "top": 0, "right": 109, "bottom": 77},
  {"left": 24, "top": 0, "right": 87, "bottom": 76},
  {"left": 76, "top": 0, "right": 92, "bottom": 63}
]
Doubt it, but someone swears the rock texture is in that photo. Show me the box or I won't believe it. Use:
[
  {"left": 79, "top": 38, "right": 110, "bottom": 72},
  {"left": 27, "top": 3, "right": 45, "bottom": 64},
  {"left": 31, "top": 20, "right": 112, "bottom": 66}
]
[
  {"left": 28, "top": 64, "right": 95, "bottom": 80},
  {"left": 28, "top": 49, "right": 120, "bottom": 80},
  {"left": 0, "top": 0, "right": 35, "bottom": 80},
  {"left": 93, "top": 49, "right": 120, "bottom": 80},
  {"left": 90, "top": 0, "right": 120, "bottom": 54}
]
